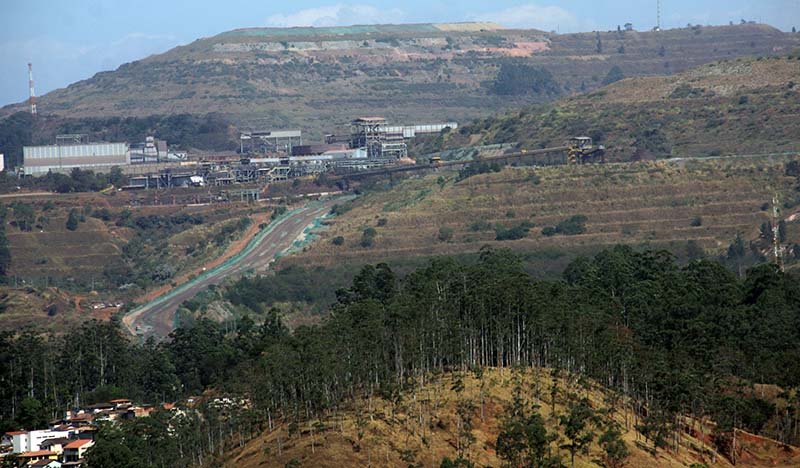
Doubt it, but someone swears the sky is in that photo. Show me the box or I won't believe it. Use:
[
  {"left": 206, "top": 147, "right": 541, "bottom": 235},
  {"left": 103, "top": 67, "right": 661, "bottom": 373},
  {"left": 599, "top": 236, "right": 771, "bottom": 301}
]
[{"left": 1, "top": 1, "right": 798, "bottom": 106}]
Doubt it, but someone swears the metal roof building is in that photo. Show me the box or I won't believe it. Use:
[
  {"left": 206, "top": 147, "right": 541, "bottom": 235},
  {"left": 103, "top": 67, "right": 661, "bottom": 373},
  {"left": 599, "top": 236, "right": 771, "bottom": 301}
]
[{"left": 22, "top": 142, "right": 130, "bottom": 176}]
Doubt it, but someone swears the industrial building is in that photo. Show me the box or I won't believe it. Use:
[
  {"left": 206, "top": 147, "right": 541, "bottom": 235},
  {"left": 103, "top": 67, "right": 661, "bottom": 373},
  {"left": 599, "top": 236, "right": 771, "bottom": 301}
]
[
  {"left": 18, "top": 117, "right": 458, "bottom": 189},
  {"left": 22, "top": 142, "right": 130, "bottom": 176},
  {"left": 129, "top": 136, "right": 184, "bottom": 163}
]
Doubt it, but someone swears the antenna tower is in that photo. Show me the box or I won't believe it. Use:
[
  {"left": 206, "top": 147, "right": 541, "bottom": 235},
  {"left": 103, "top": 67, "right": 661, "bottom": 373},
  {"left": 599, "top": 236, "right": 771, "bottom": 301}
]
[
  {"left": 28, "top": 63, "right": 37, "bottom": 115},
  {"left": 657, "top": 0, "right": 662, "bottom": 30}
]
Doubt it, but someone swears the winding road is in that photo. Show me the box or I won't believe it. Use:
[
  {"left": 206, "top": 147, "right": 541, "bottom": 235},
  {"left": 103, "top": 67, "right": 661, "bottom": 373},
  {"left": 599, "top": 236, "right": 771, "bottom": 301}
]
[{"left": 123, "top": 197, "right": 342, "bottom": 340}]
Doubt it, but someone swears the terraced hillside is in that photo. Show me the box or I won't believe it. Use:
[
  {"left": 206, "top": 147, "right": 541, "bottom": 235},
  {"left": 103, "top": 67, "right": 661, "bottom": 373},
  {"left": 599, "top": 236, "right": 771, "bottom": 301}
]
[
  {"left": 1, "top": 23, "right": 796, "bottom": 138},
  {"left": 2, "top": 193, "right": 261, "bottom": 293},
  {"left": 284, "top": 156, "right": 800, "bottom": 276},
  {"left": 419, "top": 55, "right": 800, "bottom": 161}
]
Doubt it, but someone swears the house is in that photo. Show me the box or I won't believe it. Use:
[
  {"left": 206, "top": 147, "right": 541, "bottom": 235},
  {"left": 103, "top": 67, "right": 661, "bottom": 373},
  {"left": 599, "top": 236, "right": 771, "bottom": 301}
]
[
  {"left": 109, "top": 398, "right": 132, "bottom": 408},
  {"left": 11, "top": 430, "right": 70, "bottom": 454},
  {"left": 63, "top": 439, "right": 93, "bottom": 463},
  {"left": 1, "top": 431, "right": 24, "bottom": 447},
  {"left": 28, "top": 459, "right": 62, "bottom": 468},
  {"left": 64, "top": 413, "right": 94, "bottom": 426},
  {"left": 15, "top": 450, "right": 58, "bottom": 465},
  {"left": 39, "top": 438, "right": 71, "bottom": 457}
]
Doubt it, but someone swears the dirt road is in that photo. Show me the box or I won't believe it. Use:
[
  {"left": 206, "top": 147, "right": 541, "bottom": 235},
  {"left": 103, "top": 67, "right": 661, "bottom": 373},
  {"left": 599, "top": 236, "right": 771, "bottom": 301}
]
[{"left": 123, "top": 197, "right": 341, "bottom": 340}]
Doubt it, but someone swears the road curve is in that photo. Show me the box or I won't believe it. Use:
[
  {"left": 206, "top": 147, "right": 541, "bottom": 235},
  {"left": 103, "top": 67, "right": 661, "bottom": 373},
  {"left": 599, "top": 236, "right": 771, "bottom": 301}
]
[{"left": 123, "top": 197, "right": 342, "bottom": 340}]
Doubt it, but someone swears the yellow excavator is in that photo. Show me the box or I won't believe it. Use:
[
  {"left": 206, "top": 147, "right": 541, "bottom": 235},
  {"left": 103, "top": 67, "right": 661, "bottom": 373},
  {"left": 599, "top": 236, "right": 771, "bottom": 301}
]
[{"left": 567, "top": 137, "right": 605, "bottom": 164}]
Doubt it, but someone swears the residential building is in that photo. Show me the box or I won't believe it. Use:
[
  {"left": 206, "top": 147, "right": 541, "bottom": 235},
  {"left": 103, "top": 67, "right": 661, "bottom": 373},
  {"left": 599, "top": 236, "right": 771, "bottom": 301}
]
[
  {"left": 63, "top": 439, "right": 93, "bottom": 463},
  {"left": 15, "top": 450, "right": 58, "bottom": 465},
  {"left": 29, "top": 459, "right": 62, "bottom": 468},
  {"left": 11, "top": 430, "right": 70, "bottom": 454}
]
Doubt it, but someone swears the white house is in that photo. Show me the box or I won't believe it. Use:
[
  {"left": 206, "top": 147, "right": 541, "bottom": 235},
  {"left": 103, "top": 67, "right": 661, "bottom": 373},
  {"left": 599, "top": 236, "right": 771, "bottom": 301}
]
[{"left": 11, "top": 430, "right": 71, "bottom": 453}]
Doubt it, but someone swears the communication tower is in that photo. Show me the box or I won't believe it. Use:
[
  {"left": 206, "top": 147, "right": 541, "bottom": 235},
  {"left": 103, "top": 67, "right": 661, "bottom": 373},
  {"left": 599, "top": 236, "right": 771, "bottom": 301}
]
[{"left": 28, "top": 63, "right": 37, "bottom": 115}]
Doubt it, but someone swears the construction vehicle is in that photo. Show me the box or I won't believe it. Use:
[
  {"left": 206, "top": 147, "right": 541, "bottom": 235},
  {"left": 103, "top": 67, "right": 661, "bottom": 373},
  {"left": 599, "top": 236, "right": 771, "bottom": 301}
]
[
  {"left": 567, "top": 137, "right": 605, "bottom": 164},
  {"left": 429, "top": 156, "right": 442, "bottom": 166}
]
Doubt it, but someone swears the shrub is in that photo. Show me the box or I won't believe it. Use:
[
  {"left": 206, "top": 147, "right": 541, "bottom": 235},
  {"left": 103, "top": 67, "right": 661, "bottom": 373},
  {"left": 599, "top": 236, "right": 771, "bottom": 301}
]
[
  {"left": 332, "top": 236, "right": 345, "bottom": 246},
  {"left": 602, "top": 65, "right": 624, "bottom": 85},
  {"left": 66, "top": 209, "right": 79, "bottom": 231},
  {"left": 377, "top": 218, "right": 388, "bottom": 227},
  {"left": 555, "top": 215, "right": 588, "bottom": 235},
  {"left": 271, "top": 206, "right": 288, "bottom": 220},
  {"left": 541, "top": 226, "right": 557, "bottom": 237},
  {"left": 496, "top": 221, "right": 534, "bottom": 241},
  {"left": 469, "top": 220, "right": 492, "bottom": 231},
  {"left": 690, "top": 216, "right": 703, "bottom": 227},
  {"left": 438, "top": 227, "right": 454, "bottom": 242},
  {"left": 360, "top": 227, "right": 377, "bottom": 248}
]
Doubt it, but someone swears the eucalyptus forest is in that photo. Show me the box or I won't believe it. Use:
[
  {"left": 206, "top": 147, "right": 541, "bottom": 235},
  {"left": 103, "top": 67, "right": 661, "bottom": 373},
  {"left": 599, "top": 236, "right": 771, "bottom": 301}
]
[{"left": 1, "top": 245, "right": 798, "bottom": 466}]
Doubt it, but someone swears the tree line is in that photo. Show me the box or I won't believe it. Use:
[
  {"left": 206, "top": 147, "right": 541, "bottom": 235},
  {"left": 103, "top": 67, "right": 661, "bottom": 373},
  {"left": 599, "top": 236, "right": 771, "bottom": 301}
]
[{"left": 1, "top": 245, "right": 798, "bottom": 466}]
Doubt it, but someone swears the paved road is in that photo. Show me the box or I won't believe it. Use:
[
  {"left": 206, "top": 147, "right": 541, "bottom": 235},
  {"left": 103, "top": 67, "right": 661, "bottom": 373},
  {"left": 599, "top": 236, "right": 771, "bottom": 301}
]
[{"left": 123, "top": 197, "right": 341, "bottom": 340}]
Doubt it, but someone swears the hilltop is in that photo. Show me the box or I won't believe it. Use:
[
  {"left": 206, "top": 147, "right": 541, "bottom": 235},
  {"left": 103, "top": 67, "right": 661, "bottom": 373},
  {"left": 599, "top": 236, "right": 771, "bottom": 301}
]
[
  {"left": 2, "top": 23, "right": 796, "bottom": 139},
  {"left": 223, "top": 368, "right": 800, "bottom": 467}
]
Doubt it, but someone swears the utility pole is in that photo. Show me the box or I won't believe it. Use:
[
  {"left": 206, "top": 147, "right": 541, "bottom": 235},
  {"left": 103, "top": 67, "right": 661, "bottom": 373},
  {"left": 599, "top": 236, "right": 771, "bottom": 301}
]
[{"left": 28, "top": 63, "right": 37, "bottom": 115}]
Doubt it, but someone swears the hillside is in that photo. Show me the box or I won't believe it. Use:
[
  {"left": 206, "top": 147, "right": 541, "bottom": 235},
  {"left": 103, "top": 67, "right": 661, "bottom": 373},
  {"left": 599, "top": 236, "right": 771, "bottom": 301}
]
[
  {"left": 282, "top": 155, "right": 800, "bottom": 277},
  {"left": 2, "top": 23, "right": 796, "bottom": 138},
  {"left": 0, "top": 189, "right": 269, "bottom": 330},
  {"left": 423, "top": 55, "right": 800, "bottom": 160},
  {"left": 223, "top": 368, "right": 800, "bottom": 467}
]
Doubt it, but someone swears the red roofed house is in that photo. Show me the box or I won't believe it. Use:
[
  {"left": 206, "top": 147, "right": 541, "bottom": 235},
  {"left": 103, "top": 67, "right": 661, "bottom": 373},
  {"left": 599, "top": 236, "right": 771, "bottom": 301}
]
[
  {"left": 16, "top": 450, "right": 58, "bottom": 464},
  {"left": 63, "top": 439, "right": 93, "bottom": 464},
  {"left": 1, "top": 431, "right": 25, "bottom": 447}
]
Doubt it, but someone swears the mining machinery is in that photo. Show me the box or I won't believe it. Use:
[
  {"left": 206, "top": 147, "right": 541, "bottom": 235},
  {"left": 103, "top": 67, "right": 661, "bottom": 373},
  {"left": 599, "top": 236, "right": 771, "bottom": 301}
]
[{"left": 567, "top": 137, "right": 605, "bottom": 164}]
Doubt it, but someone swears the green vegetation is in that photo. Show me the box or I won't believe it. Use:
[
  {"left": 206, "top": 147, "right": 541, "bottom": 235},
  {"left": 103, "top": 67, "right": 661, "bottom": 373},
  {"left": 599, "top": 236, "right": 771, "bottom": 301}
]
[
  {"left": 542, "top": 215, "right": 588, "bottom": 237},
  {"left": 602, "top": 65, "right": 624, "bottom": 85},
  {"left": 438, "top": 226, "right": 454, "bottom": 242},
  {"left": 495, "top": 221, "right": 534, "bottom": 241},
  {"left": 66, "top": 209, "right": 79, "bottom": 231},
  {"left": 491, "top": 63, "right": 561, "bottom": 97},
  {"left": 1, "top": 245, "right": 798, "bottom": 466}
]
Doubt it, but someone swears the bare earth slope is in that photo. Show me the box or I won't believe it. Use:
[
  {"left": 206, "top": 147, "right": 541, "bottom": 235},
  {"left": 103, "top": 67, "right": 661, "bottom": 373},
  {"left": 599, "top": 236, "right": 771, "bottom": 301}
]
[{"left": 2, "top": 23, "right": 796, "bottom": 137}]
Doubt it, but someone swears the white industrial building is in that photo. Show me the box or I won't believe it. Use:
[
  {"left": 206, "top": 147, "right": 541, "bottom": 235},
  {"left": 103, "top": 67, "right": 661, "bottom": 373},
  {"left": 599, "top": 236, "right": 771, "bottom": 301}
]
[{"left": 22, "top": 142, "right": 130, "bottom": 176}]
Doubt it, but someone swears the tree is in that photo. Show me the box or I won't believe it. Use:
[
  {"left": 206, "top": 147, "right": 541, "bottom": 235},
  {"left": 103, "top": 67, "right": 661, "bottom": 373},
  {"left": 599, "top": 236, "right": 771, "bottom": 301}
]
[
  {"left": 602, "top": 65, "right": 624, "bottom": 85},
  {"left": 0, "top": 228, "right": 10, "bottom": 278},
  {"left": 560, "top": 399, "right": 596, "bottom": 468},
  {"left": 66, "top": 209, "right": 80, "bottom": 231},
  {"left": 686, "top": 240, "right": 705, "bottom": 261},
  {"left": 599, "top": 427, "right": 629, "bottom": 468},
  {"left": 85, "top": 424, "right": 141, "bottom": 468},
  {"left": 438, "top": 226, "right": 454, "bottom": 242},
  {"left": 17, "top": 397, "right": 47, "bottom": 429},
  {"left": 491, "top": 63, "right": 561, "bottom": 96}
]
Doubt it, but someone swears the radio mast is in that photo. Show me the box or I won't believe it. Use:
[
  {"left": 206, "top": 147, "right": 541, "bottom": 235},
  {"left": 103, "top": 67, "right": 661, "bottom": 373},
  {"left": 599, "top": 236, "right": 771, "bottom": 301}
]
[{"left": 28, "top": 63, "right": 37, "bottom": 115}]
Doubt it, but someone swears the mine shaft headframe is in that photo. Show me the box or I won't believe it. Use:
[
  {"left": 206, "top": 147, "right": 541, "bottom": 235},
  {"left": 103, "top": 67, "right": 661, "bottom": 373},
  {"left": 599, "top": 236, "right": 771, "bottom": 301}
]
[{"left": 567, "top": 136, "right": 606, "bottom": 164}]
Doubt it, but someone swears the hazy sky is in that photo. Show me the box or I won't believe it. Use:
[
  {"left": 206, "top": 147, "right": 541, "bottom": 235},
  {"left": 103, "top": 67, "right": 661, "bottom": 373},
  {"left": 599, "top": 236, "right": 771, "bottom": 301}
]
[{"left": 1, "top": 1, "right": 798, "bottom": 106}]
